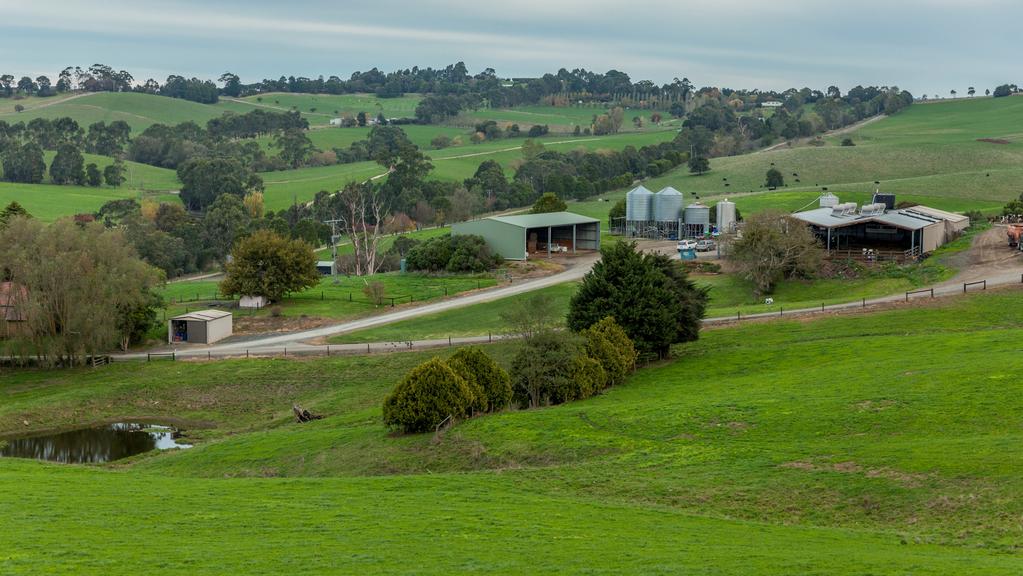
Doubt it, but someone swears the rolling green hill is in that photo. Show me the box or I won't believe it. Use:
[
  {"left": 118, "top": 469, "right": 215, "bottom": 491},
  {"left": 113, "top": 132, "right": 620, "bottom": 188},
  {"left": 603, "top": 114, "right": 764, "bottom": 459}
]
[
  {"left": 0, "top": 153, "right": 180, "bottom": 220},
  {"left": 638, "top": 96, "right": 1023, "bottom": 210},
  {"left": 2, "top": 289, "right": 1023, "bottom": 572}
]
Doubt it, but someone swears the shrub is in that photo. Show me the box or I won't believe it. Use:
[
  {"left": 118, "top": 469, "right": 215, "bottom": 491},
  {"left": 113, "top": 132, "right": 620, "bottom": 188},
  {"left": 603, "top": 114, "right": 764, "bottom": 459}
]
[
  {"left": 580, "top": 317, "right": 637, "bottom": 387},
  {"left": 530, "top": 192, "right": 567, "bottom": 214},
  {"left": 406, "top": 235, "right": 501, "bottom": 273},
  {"left": 363, "top": 280, "right": 386, "bottom": 306},
  {"left": 447, "top": 235, "right": 501, "bottom": 273},
  {"left": 568, "top": 354, "right": 607, "bottom": 401},
  {"left": 841, "top": 137, "right": 855, "bottom": 146},
  {"left": 446, "top": 347, "right": 512, "bottom": 412},
  {"left": 383, "top": 357, "right": 476, "bottom": 433},
  {"left": 510, "top": 331, "right": 585, "bottom": 408}
]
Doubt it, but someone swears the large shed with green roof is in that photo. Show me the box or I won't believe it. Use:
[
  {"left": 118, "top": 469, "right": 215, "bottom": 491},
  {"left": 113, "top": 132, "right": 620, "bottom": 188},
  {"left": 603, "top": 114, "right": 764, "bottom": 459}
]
[{"left": 451, "top": 211, "right": 600, "bottom": 260}]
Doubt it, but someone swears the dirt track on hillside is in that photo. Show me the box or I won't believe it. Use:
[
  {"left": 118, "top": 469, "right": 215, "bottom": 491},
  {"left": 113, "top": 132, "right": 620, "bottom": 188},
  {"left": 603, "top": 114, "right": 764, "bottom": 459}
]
[{"left": 943, "top": 225, "right": 1023, "bottom": 284}]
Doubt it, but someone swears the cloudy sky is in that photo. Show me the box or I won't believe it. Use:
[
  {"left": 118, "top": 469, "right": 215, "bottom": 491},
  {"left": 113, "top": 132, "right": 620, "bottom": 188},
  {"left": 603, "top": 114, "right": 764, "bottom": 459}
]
[{"left": 4, "top": 0, "right": 1018, "bottom": 96}]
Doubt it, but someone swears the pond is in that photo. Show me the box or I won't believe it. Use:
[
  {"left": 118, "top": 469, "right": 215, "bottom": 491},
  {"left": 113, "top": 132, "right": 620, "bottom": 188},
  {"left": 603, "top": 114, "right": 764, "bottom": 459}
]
[{"left": 0, "top": 422, "right": 193, "bottom": 464}]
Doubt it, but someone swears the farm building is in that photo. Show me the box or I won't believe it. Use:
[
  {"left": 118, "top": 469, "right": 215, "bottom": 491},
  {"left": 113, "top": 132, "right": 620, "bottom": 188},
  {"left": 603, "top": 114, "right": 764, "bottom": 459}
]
[
  {"left": 452, "top": 212, "right": 600, "bottom": 260},
  {"left": 792, "top": 198, "right": 969, "bottom": 259},
  {"left": 168, "top": 310, "right": 233, "bottom": 345},
  {"left": 316, "top": 260, "right": 336, "bottom": 275},
  {"left": 0, "top": 282, "right": 28, "bottom": 338}
]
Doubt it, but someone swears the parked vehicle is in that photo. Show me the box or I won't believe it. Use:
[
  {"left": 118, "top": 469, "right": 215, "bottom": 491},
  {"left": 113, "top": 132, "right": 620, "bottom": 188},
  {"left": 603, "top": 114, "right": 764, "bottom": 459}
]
[
  {"left": 695, "top": 239, "right": 717, "bottom": 252},
  {"left": 677, "top": 239, "right": 697, "bottom": 250}
]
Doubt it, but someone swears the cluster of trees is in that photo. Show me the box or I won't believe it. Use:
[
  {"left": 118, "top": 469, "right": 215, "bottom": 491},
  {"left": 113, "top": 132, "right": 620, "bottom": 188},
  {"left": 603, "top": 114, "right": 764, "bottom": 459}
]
[
  {"left": 130, "top": 109, "right": 308, "bottom": 171},
  {"left": 0, "top": 212, "right": 162, "bottom": 364},
  {"left": 92, "top": 193, "right": 331, "bottom": 279},
  {"left": 404, "top": 235, "right": 502, "bottom": 273},
  {"left": 0, "top": 65, "right": 222, "bottom": 104},
  {"left": 383, "top": 347, "right": 513, "bottom": 433},
  {"left": 0, "top": 117, "right": 130, "bottom": 185}
]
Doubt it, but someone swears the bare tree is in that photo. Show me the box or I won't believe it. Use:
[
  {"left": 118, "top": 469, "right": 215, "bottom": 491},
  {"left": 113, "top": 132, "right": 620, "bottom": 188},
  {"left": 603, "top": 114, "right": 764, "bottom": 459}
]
[
  {"left": 333, "top": 182, "right": 389, "bottom": 276},
  {"left": 729, "top": 210, "right": 822, "bottom": 297}
]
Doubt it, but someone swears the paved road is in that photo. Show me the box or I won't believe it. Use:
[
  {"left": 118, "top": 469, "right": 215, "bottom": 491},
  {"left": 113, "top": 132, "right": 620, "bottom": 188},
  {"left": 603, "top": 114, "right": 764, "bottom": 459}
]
[{"left": 116, "top": 255, "right": 600, "bottom": 360}]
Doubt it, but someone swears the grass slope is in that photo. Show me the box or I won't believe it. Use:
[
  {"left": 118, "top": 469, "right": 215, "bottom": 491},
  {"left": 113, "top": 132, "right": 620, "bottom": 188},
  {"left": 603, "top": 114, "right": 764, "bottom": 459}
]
[
  {"left": 636, "top": 96, "right": 1023, "bottom": 210},
  {"left": 2, "top": 290, "right": 1023, "bottom": 572}
]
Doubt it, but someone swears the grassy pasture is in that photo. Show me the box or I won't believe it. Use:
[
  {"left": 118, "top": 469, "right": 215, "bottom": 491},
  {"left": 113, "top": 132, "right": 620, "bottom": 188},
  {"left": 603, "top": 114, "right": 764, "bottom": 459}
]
[
  {"left": 470, "top": 104, "right": 674, "bottom": 131},
  {"left": 640, "top": 96, "right": 1023, "bottom": 207},
  {"left": 230, "top": 93, "right": 424, "bottom": 126},
  {"left": 3, "top": 289, "right": 1023, "bottom": 572}
]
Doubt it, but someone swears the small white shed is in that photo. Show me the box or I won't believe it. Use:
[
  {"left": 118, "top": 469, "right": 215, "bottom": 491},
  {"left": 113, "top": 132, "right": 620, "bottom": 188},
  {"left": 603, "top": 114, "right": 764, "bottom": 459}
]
[
  {"left": 239, "top": 295, "right": 268, "bottom": 309},
  {"left": 168, "top": 310, "right": 233, "bottom": 344}
]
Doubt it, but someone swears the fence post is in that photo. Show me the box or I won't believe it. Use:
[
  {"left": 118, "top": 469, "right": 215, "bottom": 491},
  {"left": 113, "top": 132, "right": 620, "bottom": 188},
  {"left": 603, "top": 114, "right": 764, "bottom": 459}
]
[
  {"left": 736, "top": 311, "right": 740, "bottom": 321},
  {"left": 283, "top": 347, "right": 287, "bottom": 357},
  {"left": 321, "top": 291, "right": 324, "bottom": 300},
  {"left": 905, "top": 292, "right": 909, "bottom": 302},
  {"left": 172, "top": 351, "right": 176, "bottom": 361},
  {"left": 489, "top": 332, "right": 492, "bottom": 343},
  {"left": 246, "top": 349, "right": 249, "bottom": 359},
  {"left": 390, "top": 297, "right": 395, "bottom": 307},
  {"left": 963, "top": 283, "right": 967, "bottom": 294},
  {"left": 349, "top": 292, "right": 352, "bottom": 302},
  {"left": 367, "top": 343, "right": 370, "bottom": 354},
  {"left": 779, "top": 307, "right": 783, "bottom": 316},
  {"left": 327, "top": 345, "right": 330, "bottom": 357},
  {"left": 207, "top": 351, "right": 211, "bottom": 360},
  {"left": 821, "top": 302, "right": 824, "bottom": 312},
  {"left": 147, "top": 353, "right": 151, "bottom": 362},
  {"left": 862, "top": 298, "right": 865, "bottom": 308},
  {"left": 983, "top": 280, "right": 987, "bottom": 290},
  {"left": 448, "top": 336, "right": 452, "bottom": 347},
  {"left": 930, "top": 288, "right": 934, "bottom": 298}
]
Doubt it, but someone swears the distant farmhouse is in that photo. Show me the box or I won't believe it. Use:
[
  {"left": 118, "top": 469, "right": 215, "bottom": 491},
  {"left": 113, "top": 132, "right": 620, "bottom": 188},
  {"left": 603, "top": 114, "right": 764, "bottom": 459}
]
[{"left": 761, "top": 101, "right": 783, "bottom": 108}]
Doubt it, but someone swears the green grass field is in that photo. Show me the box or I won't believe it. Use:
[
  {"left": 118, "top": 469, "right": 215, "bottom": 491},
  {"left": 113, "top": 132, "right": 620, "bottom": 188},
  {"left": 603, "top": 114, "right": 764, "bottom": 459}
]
[
  {"left": 3, "top": 289, "right": 1023, "bottom": 572},
  {"left": 636, "top": 96, "right": 1023, "bottom": 210},
  {"left": 470, "top": 104, "right": 675, "bottom": 131}
]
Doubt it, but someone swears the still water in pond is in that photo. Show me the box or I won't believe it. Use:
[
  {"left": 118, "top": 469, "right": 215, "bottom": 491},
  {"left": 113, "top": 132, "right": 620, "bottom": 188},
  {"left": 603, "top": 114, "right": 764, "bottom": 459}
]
[{"left": 0, "top": 423, "right": 192, "bottom": 464}]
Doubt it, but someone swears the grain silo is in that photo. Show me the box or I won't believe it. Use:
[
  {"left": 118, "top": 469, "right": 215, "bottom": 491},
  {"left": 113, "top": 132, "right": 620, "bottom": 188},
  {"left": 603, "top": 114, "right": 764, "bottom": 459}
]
[
  {"left": 625, "top": 185, "right": 653, "bottom": 222},
  {"left": 819, "top": 192, "right": 839, "bottom": 208},
  {"left": 684, "top": 203, "right": 710, "bottom": 237},
  {"left": 716, "top": 199, "right": 736, "bottom": 233},
  {"left": 654, "top": 187, "right": 684, "bottom": 222}
]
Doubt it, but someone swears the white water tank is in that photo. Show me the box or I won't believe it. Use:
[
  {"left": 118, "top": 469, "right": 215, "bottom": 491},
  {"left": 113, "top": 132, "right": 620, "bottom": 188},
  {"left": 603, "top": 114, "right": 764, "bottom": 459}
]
[
  {"left": 625, "top": 185, "right": 653, "bottom": 221},
  {"left": 716, "top": 199, "right": 736, "bottom": 232},
  {"left": 820, "top": 192, "right": 839, "bottom": 208},
  {"left": 653, "top": 187, "right": 684, "bottom": 222}
]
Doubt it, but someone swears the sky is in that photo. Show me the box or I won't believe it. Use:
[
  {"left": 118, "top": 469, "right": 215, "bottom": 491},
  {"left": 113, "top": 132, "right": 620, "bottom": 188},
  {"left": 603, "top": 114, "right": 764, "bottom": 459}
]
[{"left": 3, "top": 0, "right": 1019, "bottom": 97}]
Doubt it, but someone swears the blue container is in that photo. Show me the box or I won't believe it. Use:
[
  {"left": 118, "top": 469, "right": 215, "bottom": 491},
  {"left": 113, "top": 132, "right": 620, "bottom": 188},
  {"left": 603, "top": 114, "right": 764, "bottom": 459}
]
[{"left": 679, "top": 248, "right": 697, "bottom": 261}]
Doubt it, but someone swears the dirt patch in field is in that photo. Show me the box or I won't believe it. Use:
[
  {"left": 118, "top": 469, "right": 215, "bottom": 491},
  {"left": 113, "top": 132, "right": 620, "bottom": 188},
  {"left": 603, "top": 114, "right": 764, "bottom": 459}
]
[
  {"left": 977, "top": 138, "right": 1011, "bottom": 145},
  {"left": 234, "top": 315, "right": 338, "bottom": 335}
]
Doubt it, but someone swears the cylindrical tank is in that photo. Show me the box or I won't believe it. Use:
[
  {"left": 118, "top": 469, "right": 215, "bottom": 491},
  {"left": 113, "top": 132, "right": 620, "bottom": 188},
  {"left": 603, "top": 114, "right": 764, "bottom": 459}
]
[
  {"left": 684, "top": 203, "right": 710, "bottom": 227},
  {"left": 716, "top": 199, "right": 736, "bottom": 232},
  {"left": 653, "top": 187, "right": 684, "bottom": 222},
  {"left": 819, "top": 192, "right": 839, "bottom": 208},
  {"left": 625, "top": 185, "right": 653, "bottom": 221}
]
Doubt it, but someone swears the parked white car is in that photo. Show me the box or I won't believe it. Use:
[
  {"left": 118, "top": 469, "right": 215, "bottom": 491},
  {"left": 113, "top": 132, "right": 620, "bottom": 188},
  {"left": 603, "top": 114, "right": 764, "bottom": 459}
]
[{"left": 677, "top": 239, "right": 698, "bottom": 250}]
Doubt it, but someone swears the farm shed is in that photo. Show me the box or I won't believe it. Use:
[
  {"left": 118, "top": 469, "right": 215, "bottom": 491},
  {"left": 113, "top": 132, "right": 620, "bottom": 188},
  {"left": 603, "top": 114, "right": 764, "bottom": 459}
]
[
  {"left": 451, "top": 212, "right": 600, "bottom": 260},
  {"left": 168, "top": 310, "right": 233, "bottom": 345},
  {"left": 792, "top": 204, "right": 947, "bottom": 258},
  {"left": 316, "top": 260, "right": 336, "bottom": 275},
  {"left": 901, "top": 206, "right": 970, "bottom": 240},
  {"left": 0, "top": 282, "right": 28, "bottom": 338}
]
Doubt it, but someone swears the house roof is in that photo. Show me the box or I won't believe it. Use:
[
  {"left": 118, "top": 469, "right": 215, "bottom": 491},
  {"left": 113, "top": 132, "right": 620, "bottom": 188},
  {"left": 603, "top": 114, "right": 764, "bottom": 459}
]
[
  {"left": 171, "top": 309, "right": 232, "bottom": 322},
  {"left": 484, "top": 211, "right": 600, "bottom": 229},
  {"left": 792, "top": 207, "right": 942, "bottom": 231}
]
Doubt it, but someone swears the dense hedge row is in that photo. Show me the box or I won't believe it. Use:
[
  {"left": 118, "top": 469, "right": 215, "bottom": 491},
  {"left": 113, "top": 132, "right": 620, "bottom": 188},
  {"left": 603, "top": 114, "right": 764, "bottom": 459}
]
[{"left": 405, "top": 234, "right": 502, "bottom": 273}]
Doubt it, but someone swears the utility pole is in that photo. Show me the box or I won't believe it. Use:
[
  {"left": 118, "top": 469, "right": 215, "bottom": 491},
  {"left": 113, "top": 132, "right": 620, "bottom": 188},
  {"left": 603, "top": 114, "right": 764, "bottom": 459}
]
[{"left": 323, "top": 218, "right": 343, "bottom": 278}]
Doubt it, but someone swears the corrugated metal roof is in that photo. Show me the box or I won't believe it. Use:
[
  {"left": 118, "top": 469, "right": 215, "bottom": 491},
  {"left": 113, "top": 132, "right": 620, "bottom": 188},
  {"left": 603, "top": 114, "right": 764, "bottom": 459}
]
[
  {"left": 903, "top": 206, "right": 970, "bottom": 223},
  {"left": 792, "top": 207, "right": 942, "bottom": 231},
  {"left": 485, "top": 211, "right": 600, "bottom": 228},
  {"left": 172, "top": 309, "right": 232, "bottom": 322}
]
